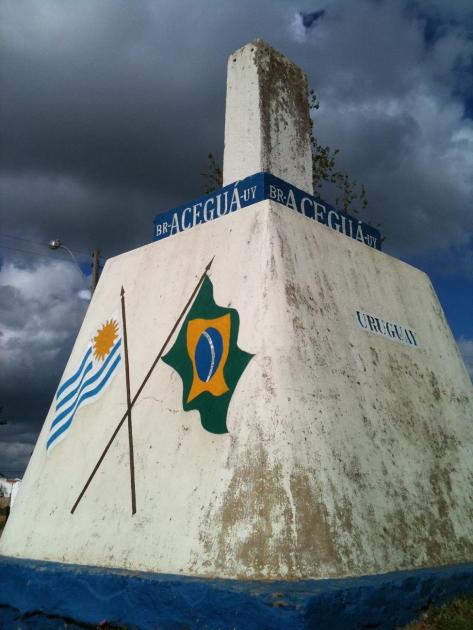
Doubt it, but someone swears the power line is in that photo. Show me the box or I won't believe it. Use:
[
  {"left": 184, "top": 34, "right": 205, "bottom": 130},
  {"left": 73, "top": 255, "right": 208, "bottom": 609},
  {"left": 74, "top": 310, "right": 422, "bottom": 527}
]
[
  {"left": 0, "top": 235, "right": 108, "bottom": 266},
  {"left": 0, "top": 233, "right": 91, "bottom": 256},
  {"left": 0, "top": 234, "right": 51, "bottom": 248},
  {"left": 0, "top": 244, "right": 88, "bottom": 265}
]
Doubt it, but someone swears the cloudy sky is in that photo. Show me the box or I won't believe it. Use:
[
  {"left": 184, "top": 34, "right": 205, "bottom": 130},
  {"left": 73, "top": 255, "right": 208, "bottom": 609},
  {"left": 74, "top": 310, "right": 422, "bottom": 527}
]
[{"left": 1, "top": 0, "right": 472, "bottom": 476}]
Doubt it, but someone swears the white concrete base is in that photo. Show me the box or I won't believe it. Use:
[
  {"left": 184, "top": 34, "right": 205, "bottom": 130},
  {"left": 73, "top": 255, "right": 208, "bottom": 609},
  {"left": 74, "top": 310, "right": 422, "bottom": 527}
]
[{"left": 2, "top": 201, "right": 472, "bottom": 579}]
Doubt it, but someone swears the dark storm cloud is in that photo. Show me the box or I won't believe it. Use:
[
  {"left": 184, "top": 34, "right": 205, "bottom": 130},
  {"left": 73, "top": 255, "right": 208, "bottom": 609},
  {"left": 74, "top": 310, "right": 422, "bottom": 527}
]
[
  {"left": 1, "top": 0, "right": 471, "bottom": 254},
  {"left": 0, "top": 1, "right": 227, "bottom": 255},
  {"left": 0, "top": 0, "right": 312, "bottom": 471},
  {"left": 0, "top": 0, "right": 327, "bottom": 257},
  {"left": 0, "top": 423, "right": 37, "bottom": 477},
  {"left": 0, "top": 261, "right": 88, "bottom": 395},
  {"left": 1, "top": 0, "right": 472, "bottom": 472},
  {"left": 0, "top": 173, "right": 162, "bottom": 256},
  {"left": 0, "top": 260, "right": 88, "bottom": 470}
]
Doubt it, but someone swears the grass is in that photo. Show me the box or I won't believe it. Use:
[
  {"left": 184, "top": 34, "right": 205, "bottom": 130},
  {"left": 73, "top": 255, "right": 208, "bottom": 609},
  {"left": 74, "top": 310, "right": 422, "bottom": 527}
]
[{"left": 404, "top": 595, "right": 473, "bottom": 629}]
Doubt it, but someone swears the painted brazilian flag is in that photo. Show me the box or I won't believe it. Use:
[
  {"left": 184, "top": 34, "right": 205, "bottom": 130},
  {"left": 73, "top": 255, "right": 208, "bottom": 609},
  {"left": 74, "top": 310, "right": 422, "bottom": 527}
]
[{"left": 162, "top": 276, "right": 254, "bottom": 434}]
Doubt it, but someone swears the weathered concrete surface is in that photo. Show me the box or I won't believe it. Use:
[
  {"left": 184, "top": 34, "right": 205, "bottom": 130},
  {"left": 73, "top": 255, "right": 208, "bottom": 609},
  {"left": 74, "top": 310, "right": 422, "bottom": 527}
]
[
  {"left": 223, "top": 40, "right": 313, "bottom": 192},
  {"left": 1, "top": 201, "right": 472, "bottom": 579}
]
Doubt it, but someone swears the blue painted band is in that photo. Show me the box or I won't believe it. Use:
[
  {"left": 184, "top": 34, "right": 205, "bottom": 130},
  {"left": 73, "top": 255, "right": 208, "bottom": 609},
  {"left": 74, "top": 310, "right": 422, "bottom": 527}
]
[
  {"left": 153, "top": 172, "right": 382, "bottom": 251},
  {"left": 1, "top": 555, "right": 473, "bottom": 629}
]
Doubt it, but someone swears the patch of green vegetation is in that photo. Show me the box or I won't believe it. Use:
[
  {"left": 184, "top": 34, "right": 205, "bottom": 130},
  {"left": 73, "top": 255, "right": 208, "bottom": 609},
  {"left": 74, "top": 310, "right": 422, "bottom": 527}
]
[{"left": 404, "top": 595, "right": 473, "bottom": 629}]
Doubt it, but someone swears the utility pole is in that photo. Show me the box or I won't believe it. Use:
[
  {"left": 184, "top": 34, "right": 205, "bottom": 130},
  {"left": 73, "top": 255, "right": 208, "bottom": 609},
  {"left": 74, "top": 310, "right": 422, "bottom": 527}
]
[{"left": 91, "top": 248, "right": 101, "bottom": 295}]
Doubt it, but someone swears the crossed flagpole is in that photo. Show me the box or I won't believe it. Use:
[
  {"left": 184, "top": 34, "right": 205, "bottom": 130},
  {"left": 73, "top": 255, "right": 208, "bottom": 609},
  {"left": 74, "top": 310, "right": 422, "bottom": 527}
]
[
  {"left": 71, "top": 256, "right": 214, "bottom": 515},
  {"left": 120, "top": 285, "right": 136, "bottom": 515}
]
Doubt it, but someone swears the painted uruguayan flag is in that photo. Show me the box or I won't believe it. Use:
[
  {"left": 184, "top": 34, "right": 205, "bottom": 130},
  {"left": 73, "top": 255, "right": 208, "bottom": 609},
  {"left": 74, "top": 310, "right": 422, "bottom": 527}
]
[{"left": 47, "top": 313, "right": 122, "bottom": 452}]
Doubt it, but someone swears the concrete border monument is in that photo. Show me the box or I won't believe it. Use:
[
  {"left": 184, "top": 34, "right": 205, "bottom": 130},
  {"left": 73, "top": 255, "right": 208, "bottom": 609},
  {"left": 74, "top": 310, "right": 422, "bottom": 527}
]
[{"left": 1, "top": 40, "right": 472, "bottom": 629}]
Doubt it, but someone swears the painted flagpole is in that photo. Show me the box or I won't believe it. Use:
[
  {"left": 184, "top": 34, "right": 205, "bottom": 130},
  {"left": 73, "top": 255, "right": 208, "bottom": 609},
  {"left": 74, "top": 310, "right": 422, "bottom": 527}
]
[
  {"left": 71, "top": 256, "right": 215, "bottom": 514},
  {"left": 120, "top": 287, "right": 136, "bottom": 515}
]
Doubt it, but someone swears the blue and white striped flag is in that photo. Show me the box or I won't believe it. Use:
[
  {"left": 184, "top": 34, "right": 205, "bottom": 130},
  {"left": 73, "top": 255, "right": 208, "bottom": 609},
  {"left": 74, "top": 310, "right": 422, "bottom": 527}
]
[{"left": 47, "top": 313, "right": 123, "bottom": 452}]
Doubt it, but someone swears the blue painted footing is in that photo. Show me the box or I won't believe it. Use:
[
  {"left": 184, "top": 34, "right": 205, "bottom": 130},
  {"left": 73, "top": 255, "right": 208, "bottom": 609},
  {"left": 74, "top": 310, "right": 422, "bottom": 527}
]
[{"left": 1, "top": 556, "right": 473, "bottom": 629}]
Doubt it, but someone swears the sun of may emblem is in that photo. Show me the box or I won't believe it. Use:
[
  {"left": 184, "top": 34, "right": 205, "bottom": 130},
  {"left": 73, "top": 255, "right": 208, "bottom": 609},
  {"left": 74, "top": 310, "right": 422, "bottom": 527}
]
[
  {"left": 162, "top": 276, "right": 253, "bottom": 434},
  {"left": 93, "top": 319, "right": 119, "bottom": 361}
]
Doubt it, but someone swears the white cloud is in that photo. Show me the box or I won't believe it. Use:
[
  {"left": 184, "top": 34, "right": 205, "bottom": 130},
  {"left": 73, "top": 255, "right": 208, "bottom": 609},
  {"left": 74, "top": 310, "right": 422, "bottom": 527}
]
[
  {"left": 0, "top": 260, "right": 88, "bottom": 406},
  {"left": 294, "top": 1, "right": 473, "bottom": 255}
]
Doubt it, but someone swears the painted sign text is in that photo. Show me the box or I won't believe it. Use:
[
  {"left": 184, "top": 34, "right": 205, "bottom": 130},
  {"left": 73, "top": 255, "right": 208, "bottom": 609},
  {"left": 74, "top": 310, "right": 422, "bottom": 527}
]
[
  {"left": 154, "top": 173, "right": 381, "bottom": 250},
  {"left": 356, "top": 310, "right": 419, "bottom": 348}
]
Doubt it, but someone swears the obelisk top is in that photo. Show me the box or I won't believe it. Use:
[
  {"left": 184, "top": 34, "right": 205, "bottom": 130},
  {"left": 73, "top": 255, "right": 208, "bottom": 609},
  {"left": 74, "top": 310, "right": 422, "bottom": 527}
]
[{"left": 223, "top": 40, "right": 313, "bottom": 193}]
